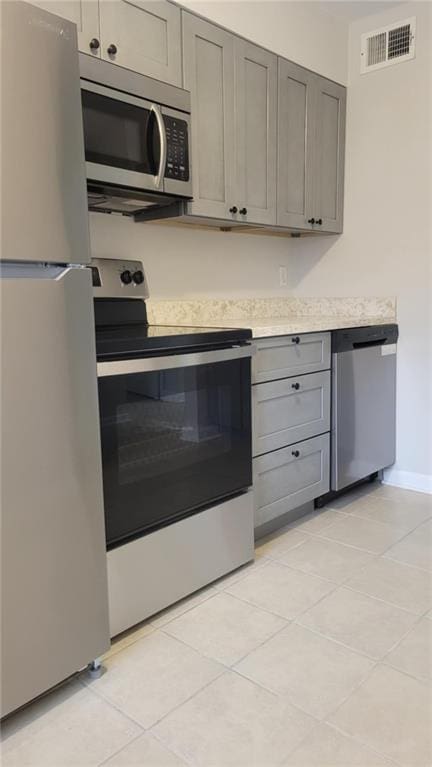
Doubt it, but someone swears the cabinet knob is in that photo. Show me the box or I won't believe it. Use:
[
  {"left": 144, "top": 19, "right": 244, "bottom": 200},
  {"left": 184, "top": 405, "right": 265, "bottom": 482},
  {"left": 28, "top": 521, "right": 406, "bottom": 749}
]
[
  {"left": 239, "top": 207, "right": 247, "bottom": 215},
  {"left": 89, "top": 38, "right": 100, "bottom": 51},
  {"left": 316, "top": 218, "right": 323, "bottom": 225},
  {"left": 291, "top": 336, "right": 300, "bottom": 344},
  {"left": 107, "top": 43, "right": 117, "bottom": 56},
  {"left": 229, "top": 206, "right": 238, "bottom": 214},
  {"left": 292, "top": 382, "right": 300, "bottom": 390},
  {"left": 292, "top": 450, "right": 300, "bottom": 458},
  {"left": 308, "top": 218, "right": 315, "bottom": 225}
]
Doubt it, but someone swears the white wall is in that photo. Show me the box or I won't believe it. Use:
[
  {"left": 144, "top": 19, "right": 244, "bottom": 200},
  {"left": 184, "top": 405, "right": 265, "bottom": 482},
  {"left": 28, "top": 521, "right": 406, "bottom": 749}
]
[
  {"left": 286, "top": 1, "right": 432, "bottom": 491},
  {"left": 89, "top": 213, "right": 298, "bottom": 297}
]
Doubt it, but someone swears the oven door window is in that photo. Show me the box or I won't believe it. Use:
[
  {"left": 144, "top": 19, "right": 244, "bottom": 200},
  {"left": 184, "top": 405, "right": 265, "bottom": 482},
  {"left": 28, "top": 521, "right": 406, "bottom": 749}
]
[
  {"left": 81, "top": 89, "right": 160, "bottom": 175},
  {"left": 98, "top": 358, "right": 252, "bottom": 548}
]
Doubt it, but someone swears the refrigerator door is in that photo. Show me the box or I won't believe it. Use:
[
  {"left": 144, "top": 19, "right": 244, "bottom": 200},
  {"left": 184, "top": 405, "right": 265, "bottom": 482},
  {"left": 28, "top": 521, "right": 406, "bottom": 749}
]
[
  {"left": 0, "top": 264, "right": 109, "bottom": 717},
  {"left": 1, "top": 2, "right": 90, "bottom": 265}
]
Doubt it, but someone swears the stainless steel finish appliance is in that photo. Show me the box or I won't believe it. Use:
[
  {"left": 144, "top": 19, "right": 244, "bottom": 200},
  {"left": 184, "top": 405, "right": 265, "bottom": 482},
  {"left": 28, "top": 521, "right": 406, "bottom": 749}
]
[
  {"left": 1, "top": 2, "right": 109, "bottom": 717},
  {"left": 80, "top": 55, "right": 192, "bottom": 216},
  {"left": 331, "top": 324, "right": 399, "bottom": 492},
  {"left": 91, "top": 259, "right": 254, "bottom": 635}
]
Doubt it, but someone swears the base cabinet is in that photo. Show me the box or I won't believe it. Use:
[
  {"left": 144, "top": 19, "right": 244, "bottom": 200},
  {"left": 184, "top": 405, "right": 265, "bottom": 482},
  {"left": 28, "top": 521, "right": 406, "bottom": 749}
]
[{"left": 252, "top": 332, "right": 331, "bottom": 529}]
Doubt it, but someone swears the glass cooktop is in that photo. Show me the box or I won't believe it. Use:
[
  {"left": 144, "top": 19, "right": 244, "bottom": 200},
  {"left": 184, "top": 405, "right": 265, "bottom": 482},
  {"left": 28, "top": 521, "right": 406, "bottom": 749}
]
[{"left": 95, "top": 323, "right": 252, "bottom": 361}]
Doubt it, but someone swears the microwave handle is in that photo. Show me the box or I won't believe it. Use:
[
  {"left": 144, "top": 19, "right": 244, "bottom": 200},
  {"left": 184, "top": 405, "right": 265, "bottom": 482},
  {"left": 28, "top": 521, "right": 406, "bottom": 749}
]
[{"left": 151, "top": 104, "right": 167, "bottom": 190}]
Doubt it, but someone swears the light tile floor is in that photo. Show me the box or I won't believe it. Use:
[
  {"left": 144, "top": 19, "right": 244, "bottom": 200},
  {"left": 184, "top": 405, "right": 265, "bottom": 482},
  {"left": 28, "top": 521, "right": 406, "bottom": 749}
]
[{"left": 2, "top": 483, "right": 432, "bottom": 767}]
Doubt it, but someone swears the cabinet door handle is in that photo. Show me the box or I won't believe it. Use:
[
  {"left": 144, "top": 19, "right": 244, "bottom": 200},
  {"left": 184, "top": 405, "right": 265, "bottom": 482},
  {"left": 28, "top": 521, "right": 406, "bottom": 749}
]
[
  {"left": 229, "top": 206, "right": 238, "bottom": 214},
  {"left": 89, "top": 38, "right": 100, "bottom": 51},
  {"left": 107, "top": 43, "right": 117, "bottom": 56},
  {"left": 291, "top": 336, "right": 300, "bottom": 344},
  {"left": 308, "top": 218, "right": 315, "bottom": 224},
  {"left": 239, "top": 207, "right": 247, "bottom": 215},
  {"left": 291, "top": 382, "right": 300, "bottom": 390},
  {"left": 316, "top": 218, "right": 323, "bottom": 225},
  {"left": 292, "top": 450, "right": 300, "bottom": 458}
]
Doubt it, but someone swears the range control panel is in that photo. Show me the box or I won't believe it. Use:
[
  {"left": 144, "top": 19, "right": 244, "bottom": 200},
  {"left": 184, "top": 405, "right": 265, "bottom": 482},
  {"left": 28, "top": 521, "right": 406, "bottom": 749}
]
[
  {"left": 90, "top": 258, "right": 149, "bottom": 299},
  {"left": 164, "top": 116, "right": 189, "bottom": 182}
]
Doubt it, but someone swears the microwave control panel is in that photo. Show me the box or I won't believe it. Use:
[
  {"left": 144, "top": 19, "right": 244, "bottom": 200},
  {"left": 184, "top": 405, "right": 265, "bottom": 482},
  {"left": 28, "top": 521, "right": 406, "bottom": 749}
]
[{"left": 164, "top": 116, "right": 189, "bottom": 182}]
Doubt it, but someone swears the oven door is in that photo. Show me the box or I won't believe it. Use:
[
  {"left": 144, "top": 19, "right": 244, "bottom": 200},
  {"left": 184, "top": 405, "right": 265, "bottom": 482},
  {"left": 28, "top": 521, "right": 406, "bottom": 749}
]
[
  {"left": 81, "top": 81, "right": 166, "bottom": 192},
  {"left": 97, "top": 347, "right": 253, "bottom": 548}
]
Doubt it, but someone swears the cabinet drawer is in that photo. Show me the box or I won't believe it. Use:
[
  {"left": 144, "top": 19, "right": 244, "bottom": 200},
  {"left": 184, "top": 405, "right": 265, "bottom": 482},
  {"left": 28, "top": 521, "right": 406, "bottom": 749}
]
[
  {"left": 253, "top": 371, "right": 330, "bottom": 456},
  {"left": 253, "top": 333, "right": 330, "bottom": 383},
  {"left": 253, "top": 434, "right": 330, "bottom": 528}
]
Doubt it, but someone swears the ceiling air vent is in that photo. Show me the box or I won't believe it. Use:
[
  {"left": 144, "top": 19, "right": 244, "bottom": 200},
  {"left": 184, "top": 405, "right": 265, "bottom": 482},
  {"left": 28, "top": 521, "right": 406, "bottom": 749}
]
[{"left": 361, "top": 17, "right": 416, "bottom": 74}]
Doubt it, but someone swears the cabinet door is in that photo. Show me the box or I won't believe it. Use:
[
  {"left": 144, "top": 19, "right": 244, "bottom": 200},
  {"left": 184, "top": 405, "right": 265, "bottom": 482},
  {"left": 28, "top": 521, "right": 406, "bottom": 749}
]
[
  {"left": 26, "top": 0, "right": 100, "bottom": 55},
  {"left": 234, "top": 40, "right": 277, "bottom": 225},
  {"left": 277, "top": 59, "right": 315, "bottom": 230},
  {"left": 312, "top": 75, "right": 346, "bottom": 233},
  {"left": 99, "top": 0, "right": 181, "bottom": 85},
  {"left": 182, "top": 12, "right": 235, "bottom": 220}
]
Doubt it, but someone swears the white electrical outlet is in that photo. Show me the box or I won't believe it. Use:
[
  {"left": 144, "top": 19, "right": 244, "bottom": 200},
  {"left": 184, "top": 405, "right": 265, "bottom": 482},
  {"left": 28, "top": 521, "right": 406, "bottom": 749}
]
[{"left": 279, "top": 266, "right": 287, "bottom": 287}]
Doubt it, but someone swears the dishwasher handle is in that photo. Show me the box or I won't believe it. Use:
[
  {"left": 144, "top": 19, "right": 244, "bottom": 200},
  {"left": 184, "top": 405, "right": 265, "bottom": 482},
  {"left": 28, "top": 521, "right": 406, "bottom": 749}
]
[
  {"left": 352, "top": 338, "right": 388, "bottom": 349},
  {"left": 332, "top": 324, "right": 399, "bottom": 354}
]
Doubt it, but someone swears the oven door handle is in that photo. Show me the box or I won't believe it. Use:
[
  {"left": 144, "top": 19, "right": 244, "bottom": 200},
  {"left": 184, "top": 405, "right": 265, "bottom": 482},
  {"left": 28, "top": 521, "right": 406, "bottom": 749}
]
[
  {"left": 97, "top": 345, "right": 255, "bottom": 377},
  {"left": 151, "top": 104, "right": 167, "bottom": 191}
]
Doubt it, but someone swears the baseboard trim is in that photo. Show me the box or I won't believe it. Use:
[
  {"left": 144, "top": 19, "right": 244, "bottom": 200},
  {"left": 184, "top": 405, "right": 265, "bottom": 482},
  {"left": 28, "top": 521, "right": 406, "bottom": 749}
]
[{"left": 383, "top": 468, "right": 432, "bottom": 495}]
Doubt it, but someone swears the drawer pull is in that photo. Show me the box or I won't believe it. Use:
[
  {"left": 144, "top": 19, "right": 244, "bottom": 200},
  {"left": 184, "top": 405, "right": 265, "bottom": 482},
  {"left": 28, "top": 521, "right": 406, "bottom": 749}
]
[
  {"left": 292, "top": 450, "right": 300, "bottom": 458},
  {"left": 291, "top": 336, "right": 300, "bottom": 344},
  {"left": 291, "top": 382, "right": 300, "bottom": 390}
]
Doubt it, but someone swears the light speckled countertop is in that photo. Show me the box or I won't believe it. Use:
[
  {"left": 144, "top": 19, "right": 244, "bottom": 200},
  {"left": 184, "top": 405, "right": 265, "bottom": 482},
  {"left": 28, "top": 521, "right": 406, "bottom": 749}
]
[
  {"left": 147, "top": 297, "right": 397, "bottom": 338},
  {"left": 185, "top": 315, "right": 394, "bottom": 339}
]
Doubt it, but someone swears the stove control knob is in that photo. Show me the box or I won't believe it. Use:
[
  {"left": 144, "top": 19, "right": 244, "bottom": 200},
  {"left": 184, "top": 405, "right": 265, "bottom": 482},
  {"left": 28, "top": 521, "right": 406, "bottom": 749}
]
[
  {"left": 133, "top": 270, "right": 144, "bottom": 285},
  {"left": 120, "top": 270, "right": 132, "bottom": 285}
]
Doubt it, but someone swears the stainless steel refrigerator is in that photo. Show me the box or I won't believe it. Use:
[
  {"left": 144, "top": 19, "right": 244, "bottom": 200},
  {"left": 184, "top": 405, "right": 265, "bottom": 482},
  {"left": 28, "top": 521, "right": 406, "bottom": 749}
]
[{"left": 1, "top": 2, "right": 109, "bottom": 717}]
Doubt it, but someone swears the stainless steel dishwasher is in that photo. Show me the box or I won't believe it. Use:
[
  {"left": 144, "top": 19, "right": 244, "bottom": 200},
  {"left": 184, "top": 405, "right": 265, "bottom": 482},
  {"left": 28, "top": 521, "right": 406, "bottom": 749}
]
[{"left": 328, "top": 324, "right": 399, "bottom": 496}]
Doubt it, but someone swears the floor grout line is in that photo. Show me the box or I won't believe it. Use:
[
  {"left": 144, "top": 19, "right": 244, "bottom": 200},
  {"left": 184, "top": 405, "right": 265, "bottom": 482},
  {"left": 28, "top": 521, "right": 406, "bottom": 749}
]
[
  {"left": 150, "top": 727, "right": 195, "bottom": 766},
  {"left": 341, "top": 578, "right": 430, "bottom": 616},
  {"left": 97, "top": 730, "right": 145, "bottom": 767},
  {"left": 324, "top": 719, "right": 404, "bottom": 767},
  {"left": 159, "top": 613, "right": 289, "bottom": 671}
]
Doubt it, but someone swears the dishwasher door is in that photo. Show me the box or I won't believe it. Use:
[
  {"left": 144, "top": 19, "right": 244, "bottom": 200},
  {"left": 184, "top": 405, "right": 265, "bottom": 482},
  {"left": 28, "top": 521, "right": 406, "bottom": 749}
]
[{"left": 332, "top": 330, "right": 397, "bottom": 491}]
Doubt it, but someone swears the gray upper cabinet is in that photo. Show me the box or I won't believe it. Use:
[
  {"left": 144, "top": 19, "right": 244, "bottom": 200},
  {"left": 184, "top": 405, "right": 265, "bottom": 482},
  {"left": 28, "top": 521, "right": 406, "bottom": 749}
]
[
  {"left": 234, "top": 40, "right": 277, "bottom": 226},
  {"left": 277, "top": 59, "right": 315, "bottom": 231},
  {"left": 182, "top": 12, "right": 236, "bottom": 220},
  {"left": 182, "top": 14, "right": 277, "bottom": 225},
  {"left": 277, "top": 59, "right": 346, "bottom": 234},
  {"left": 26, "top": 0, "right": 100, "bottom": 56},
  {"left": 99, "top": 0, "right": 182, "bottom": 85},
  {"left": 313, "top": 75, "right": 346, "bottom": 233}
]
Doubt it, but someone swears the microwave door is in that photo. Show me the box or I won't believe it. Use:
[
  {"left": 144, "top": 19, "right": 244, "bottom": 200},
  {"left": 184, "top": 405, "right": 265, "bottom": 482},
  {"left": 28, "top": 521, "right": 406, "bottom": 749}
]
[{"left": 81, "top": 82, "right": 162, "bottom": 192}]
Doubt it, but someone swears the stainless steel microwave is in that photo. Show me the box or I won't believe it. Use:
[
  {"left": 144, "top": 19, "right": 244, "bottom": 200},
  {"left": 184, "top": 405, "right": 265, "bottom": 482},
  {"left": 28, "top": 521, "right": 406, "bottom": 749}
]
[{"left": 79, "top": 55, "right": 192, "bottom": 216}]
